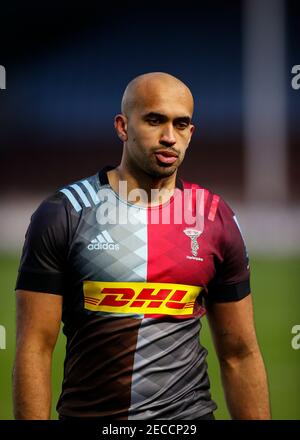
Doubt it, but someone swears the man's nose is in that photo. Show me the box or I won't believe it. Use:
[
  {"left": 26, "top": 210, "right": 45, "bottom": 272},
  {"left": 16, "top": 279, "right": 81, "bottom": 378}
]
[{"left": 159, "top": 124, "right": 176, "bottom": 146}]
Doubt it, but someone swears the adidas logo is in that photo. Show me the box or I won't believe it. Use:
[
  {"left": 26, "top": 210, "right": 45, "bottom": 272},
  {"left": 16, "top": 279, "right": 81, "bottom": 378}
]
[{"left": 87, "top": 230, "right": 119, "bottom": 251}]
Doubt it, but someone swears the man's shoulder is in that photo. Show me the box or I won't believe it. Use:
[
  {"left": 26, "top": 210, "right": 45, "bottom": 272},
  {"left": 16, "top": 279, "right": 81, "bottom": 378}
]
[
  {"left": 56, "top": 172, "right": 101, "bottom": 213},
  {"left": 31, "top": 172, "right": 101, "bottom": 225}
]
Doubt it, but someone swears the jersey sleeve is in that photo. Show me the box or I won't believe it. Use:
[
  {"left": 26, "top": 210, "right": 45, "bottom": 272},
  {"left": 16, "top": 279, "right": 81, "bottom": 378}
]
[
  {"left": 207, "top": 198, "right": 251, "bottom": 302},
  {"left": 15, "top": 193, "right": 70, "bottom": 295}
]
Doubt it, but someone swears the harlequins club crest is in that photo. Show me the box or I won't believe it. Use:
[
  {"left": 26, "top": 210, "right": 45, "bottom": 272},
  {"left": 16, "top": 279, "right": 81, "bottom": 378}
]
[{"left": 183, "top": 228, "right": 204, "bottom": 261}]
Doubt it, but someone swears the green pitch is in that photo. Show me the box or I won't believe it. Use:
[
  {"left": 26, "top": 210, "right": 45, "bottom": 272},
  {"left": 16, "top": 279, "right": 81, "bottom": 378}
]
[{"left": 0, "top": 254, "right": 299, "bottom": 420}]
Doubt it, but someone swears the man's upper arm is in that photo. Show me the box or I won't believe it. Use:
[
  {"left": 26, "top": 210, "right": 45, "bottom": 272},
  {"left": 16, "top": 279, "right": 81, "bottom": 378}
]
[
  {"left": 15, "top": 290, "right": 63, "bottom": 351},
  {"left": 15, "top": 194, "right": 70, "bottom": 349},
  {"left": 205, "top": 199, "right": 257, "bottom": 358}
]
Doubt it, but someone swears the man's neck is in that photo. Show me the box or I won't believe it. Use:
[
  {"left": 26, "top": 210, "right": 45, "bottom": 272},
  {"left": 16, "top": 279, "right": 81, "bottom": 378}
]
[{"left": 107, "top": 164, "right": 178, "bottom": 207}]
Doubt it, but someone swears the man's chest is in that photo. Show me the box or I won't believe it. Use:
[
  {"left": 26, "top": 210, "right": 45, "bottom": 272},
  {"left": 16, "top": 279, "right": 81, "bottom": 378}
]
[{"left": 69, "top": 207, "right": 219, "bottom": 287}]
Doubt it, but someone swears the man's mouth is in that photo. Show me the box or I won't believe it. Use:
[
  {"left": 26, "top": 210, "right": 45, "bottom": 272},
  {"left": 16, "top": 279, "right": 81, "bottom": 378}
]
[{"left": 154, "top": 149, "right": 178, "bottom": 165}]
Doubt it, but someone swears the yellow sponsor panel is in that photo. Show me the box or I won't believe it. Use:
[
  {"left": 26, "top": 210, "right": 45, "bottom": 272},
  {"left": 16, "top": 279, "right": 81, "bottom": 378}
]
[{"left": 83, "top": 281, "right": 202, "bottom": 316}]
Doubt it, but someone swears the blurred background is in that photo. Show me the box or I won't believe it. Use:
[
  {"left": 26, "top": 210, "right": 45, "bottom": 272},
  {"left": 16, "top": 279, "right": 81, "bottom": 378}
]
[{"left": 0, "top": 0, "right": 299, "bottom": 419}]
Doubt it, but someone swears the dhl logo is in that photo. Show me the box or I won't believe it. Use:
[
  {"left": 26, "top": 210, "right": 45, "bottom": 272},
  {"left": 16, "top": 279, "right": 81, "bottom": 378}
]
[{"left": 83, "top": 281, "right": 202, "bottom": 316}]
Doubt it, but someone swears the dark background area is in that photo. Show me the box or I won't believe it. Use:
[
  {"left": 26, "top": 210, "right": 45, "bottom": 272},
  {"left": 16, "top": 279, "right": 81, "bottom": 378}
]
[
  {"left": 1, "top": 1, "right": 300, "bottom": 421},
  {"left": 1, "top": 1, "right": 298, "bottom": 200}
]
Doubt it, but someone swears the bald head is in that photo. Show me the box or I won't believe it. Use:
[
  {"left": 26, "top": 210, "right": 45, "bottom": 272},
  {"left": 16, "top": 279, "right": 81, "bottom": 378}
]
[{"left": 121, "top": 72, "right": 194, "bottom": 118}]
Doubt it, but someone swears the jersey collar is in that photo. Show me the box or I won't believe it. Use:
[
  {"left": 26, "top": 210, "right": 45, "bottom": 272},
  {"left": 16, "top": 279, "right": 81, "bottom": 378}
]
[{"left": 98, "top": 166, "right": 183, "bottom": 190}]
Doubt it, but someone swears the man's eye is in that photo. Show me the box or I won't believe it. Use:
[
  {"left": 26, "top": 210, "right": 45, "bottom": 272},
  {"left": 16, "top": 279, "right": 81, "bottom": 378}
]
[
  {"left": 147, "top": 118, "right": 160, "bottom": 125},
  {"left": 176, "top": 122, "right": 188, "bottom": 129}
]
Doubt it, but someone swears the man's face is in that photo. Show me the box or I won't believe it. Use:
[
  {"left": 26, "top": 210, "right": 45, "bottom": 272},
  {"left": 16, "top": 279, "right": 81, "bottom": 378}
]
[{"left": 123, "top": 82, "right": 195, "bottom": 178}]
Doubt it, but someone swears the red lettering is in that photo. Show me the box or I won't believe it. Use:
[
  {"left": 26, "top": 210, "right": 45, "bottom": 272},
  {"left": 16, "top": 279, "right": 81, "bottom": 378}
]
[
  {"left": 135, "top": 288, "right": 171, "bottom": 301},
  {"left": 166, "top": 302, "right": 186, "bottom": 309},
  {"left": 99, "top": 288, "right": 135, "bottom": 307},
  {"left": 168, "top": 290, "right": 188, "bottom": 301}
]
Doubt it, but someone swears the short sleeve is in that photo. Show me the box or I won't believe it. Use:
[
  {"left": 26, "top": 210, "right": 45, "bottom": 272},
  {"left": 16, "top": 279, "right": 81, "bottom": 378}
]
[
  {"left": 15, "top": 193, "right": 69, "bottom": 295},
  {"left": 207, "top": 198, "right": 251, "bottom": 302}
]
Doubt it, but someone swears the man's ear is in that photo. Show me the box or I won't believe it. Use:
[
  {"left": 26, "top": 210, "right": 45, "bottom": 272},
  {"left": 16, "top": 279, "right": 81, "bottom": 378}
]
[
  {"left": 114, "top": 114, "right": 128, "bottom": 142},
  {"left": 187, "top": 124, "right": 195, "bottom": 147}
]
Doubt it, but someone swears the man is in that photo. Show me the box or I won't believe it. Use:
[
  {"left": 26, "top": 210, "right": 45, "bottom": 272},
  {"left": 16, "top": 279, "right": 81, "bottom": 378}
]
[{"left": 13, "top": 72, "right": 271, "bottom": 420}]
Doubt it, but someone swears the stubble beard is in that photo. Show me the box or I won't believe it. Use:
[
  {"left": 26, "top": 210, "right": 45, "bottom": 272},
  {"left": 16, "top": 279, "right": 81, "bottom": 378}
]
[
  {"left": 141, "top": 148, "right": 186, "bottom": 179},
  {"left": 125, "top": 142, "right": 185, "bottom": 180},
  {"left": 143, "top": 156, "right": 180, "bottom": 179}
]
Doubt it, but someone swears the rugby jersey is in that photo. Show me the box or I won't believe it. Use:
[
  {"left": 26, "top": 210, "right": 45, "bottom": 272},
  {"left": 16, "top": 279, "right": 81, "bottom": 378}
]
[{"left": 16, "top": 165, "right": 250, "bottom": 419}]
